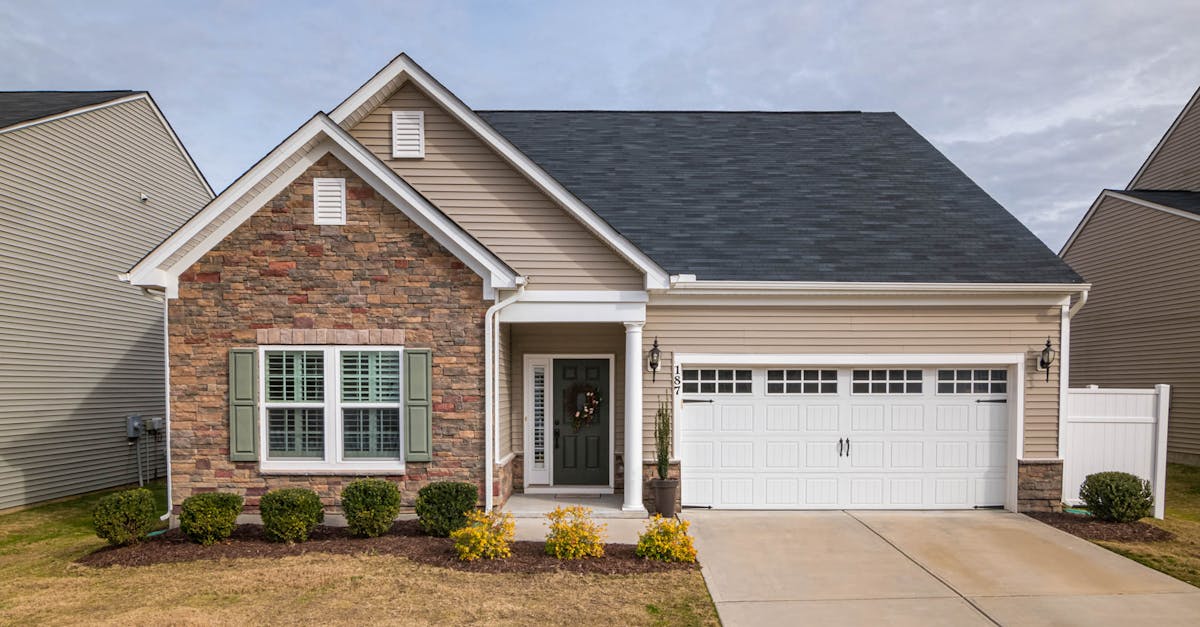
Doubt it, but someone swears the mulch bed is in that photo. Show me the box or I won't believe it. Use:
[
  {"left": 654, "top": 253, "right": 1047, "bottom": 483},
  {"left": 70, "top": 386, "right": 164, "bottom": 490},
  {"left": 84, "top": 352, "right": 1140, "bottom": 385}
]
[
  {"left": 76, "top": 520, "right": 695, "bottom": 574},
  {"left": 1026, "top": 512, "right": 1175, "bottom": 543}
]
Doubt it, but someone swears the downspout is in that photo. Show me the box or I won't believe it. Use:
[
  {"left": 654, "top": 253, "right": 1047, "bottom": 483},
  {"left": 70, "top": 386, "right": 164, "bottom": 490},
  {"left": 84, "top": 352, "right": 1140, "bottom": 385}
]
[
  {"left": 1067, "top": 289, "right": 1088, "bottom": 319},
  {"left": 483, "top": 277, "right": 526, "bottom": 511},
  {"left": 138, "top": 287, "right": 173, "bottom": 522}
]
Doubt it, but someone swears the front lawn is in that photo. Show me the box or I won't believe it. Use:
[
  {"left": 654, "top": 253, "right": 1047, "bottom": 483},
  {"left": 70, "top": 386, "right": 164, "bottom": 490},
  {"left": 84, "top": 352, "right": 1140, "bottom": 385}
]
[
  {"left": 1090, "top": 464, "right": 1200, "bottom": 587},
  {"left": 0, "top": 486, "right": 717, "bottom": 625}
]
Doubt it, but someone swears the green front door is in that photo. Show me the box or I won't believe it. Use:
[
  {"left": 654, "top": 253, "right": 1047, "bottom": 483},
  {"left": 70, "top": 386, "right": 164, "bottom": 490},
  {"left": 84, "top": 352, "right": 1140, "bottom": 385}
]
[{"left": 553, "top": 358, "right": 610, "bottom": 485}]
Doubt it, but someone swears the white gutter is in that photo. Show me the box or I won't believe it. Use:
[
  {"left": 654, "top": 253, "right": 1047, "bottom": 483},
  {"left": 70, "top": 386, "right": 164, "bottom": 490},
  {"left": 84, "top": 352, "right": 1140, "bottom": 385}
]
[
  {"left": 664, "top": 277, "right": 1091, "bottom": 295},
  {"left": 1068, "top": 289, "right": 1089, "bottom": 319},
  {"left": 483, "top": 278, "right": 526, "bottom": 511}
]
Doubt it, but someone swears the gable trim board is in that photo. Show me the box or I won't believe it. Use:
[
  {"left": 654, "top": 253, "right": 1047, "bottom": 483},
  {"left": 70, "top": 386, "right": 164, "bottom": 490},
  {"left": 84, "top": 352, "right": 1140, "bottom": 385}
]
[
  {"left": 1060, "top": 189, "right": 1200, "bottom": 257},
  {"left": 1, "top": 92, "right": 214, "bottom": 198},
  {"left": 123, "top": 113, "right": 519, "bottom": 298},
  {"left": 1127, "top": 84, "right": 1200, "bottom": 190},
  {"left": 328, "top": 53, "right": 670, "bottom": 290}
]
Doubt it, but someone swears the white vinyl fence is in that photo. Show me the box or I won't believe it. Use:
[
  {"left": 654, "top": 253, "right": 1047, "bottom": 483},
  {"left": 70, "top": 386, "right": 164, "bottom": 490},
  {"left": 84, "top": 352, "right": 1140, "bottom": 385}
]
[{"left": 1062, "top": 385, "right": 1170, "bottom": 518}]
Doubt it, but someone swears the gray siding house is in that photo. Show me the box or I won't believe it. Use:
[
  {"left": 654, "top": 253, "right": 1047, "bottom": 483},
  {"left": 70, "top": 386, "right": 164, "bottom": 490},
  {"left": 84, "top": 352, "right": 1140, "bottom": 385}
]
[{"left": 0, "top": 91, "right": 212, "bottom": 510}]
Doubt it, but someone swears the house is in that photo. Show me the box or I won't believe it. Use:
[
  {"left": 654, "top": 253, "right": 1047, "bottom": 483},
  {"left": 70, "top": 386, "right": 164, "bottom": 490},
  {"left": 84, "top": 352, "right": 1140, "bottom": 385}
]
[
  {"left": 0, "top": 91, "right": 213, "bottom": 510},
  {"left": 125, "top": 54, "right": 1085, "bottom": 516},
  {"left": 1062, "top": 85, "right": 1200, "bottom": 467}
]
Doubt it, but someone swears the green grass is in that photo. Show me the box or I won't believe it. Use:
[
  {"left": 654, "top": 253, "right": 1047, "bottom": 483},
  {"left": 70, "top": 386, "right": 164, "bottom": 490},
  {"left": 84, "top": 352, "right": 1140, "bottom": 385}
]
[
  {"left": 0, "top": 482, "right": 717, "bottom": 625},
  {"left": 1092, "top": 464, "right": 1200, "bottom": 587}
]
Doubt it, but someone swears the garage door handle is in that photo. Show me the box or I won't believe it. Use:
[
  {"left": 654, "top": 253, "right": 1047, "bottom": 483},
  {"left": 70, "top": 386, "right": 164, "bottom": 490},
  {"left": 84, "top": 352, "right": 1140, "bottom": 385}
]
[
  {"left": 682, "top": 399, "right": 713, "bottom": 404},
  {"left": 846, "top": 438, "right": 850, "bottom": 456},
  {"left": 838, "top": 438, "right": 844, "bottom": 457},
  {"left": 976, "top": 399, "right": 1007, "bottom": 404}
]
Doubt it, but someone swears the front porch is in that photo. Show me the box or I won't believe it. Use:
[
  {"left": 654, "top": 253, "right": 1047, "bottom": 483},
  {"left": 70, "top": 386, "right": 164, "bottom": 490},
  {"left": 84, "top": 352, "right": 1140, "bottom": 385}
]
[{"left": 500, "top": 492, "right": 647, "bottom": 519}]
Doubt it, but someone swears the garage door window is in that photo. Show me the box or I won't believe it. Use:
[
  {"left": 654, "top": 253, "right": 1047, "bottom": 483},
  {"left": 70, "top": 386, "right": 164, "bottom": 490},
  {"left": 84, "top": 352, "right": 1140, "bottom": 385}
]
[
  {"left": 766, "top": 369, "right": 837, "bottom": 394},
  {"left": 681, "top": 369, "right": 752, "bottom": 394},
  {"left": 937, "top": 369, "right": 1007, "bottom": 394},
  {"left": 851, "top": 369, "right": 922, "bottom": 394}
]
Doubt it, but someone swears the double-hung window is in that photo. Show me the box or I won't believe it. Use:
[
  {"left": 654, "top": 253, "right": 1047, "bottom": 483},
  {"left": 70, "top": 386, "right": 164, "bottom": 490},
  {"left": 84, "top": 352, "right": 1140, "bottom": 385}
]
[{"left": 260, "top": 346, "right": 404, "bottom": 473}]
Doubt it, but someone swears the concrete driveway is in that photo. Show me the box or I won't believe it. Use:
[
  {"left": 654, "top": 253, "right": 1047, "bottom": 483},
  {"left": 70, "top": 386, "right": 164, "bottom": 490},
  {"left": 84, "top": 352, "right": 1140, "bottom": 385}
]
[{"left": 684, "top": 510, "right": 1200, "bottom": 626}]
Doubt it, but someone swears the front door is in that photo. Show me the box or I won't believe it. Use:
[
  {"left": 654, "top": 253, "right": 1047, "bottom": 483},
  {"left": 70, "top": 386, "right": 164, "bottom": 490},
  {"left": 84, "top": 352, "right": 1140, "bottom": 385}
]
[{"left": 553, "top": 358, "right": 610, "bottom": 485}]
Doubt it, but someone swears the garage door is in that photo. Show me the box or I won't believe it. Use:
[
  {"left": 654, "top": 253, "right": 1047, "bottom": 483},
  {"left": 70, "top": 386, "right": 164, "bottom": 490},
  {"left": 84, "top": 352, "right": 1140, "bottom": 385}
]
[{"left": 679, "top": 366, "right": 1009, "bottom": 509}]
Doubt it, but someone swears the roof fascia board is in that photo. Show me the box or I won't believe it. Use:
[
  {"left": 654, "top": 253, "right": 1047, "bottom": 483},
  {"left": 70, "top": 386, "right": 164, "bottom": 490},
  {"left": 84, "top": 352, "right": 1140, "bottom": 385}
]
[
  {"left": 1062, "top": 190, "right": 1200, "bottom": 257},
  {"left": 649, "top": 293, "right": 1071, "bottom": 308},
  {"left": 1059, "top": 191, "right": 1110, "bottom": 257},
  {"left": 661, "top": 279, "right": 1089, "bottom": 296},
  {"left": 1108, "top": 191, "right": 1200, "bottom": 224},
  {"left": 329, "top": 54, "right": 670, "bottom": 290},
  {"left": 1127, "top": 84, "right": 1200, "bottom": 190},
  {"left": 0, "top": 92, "right": 213, "bottom": 197}
]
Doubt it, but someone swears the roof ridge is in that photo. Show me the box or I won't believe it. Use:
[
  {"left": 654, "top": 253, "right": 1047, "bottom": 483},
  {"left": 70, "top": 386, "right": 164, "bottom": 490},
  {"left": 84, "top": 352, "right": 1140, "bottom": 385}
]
[
  {"left": 478, "top": 109, "right": 880, "bottom": 115},
  {"left": 0, "top": 89, "right": 139, "bottom": 94}
]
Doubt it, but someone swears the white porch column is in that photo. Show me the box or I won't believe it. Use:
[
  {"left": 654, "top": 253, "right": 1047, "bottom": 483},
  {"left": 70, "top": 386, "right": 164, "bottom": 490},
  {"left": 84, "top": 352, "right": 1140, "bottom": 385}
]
[{"left": 623, "top": 322, "right": 647, "bottom": 512}]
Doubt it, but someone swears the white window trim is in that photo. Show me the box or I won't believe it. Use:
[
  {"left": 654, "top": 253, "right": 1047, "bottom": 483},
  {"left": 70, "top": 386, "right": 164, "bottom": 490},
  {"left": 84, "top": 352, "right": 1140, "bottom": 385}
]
[
  {"left": 680, "top": 367, "right": 753, "bottom": 395},
  {"left": 258, "top": 345, "right": 405, "bottom": 474},
  {"left": 391, "top": 110, "right": 425, "bottom": 159},
  {"left": 764, "top": 368, "right": 839, "bottom": 395},
  {"left": 312, "top": 177, "right": 346, "bottom": 225},
  {"left": 934, "top": 367, "right": 1010, "bottom": 396},
  {"left": 848, "top": 368, "right": 925, "bottom": 396}
]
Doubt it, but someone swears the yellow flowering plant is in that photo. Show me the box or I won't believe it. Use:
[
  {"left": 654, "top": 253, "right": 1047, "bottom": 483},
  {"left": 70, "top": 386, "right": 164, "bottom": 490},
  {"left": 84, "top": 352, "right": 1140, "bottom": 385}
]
[
  {"left": 450, "top": 509, "right": 515, "bottom": 561},
  {"left": 635, "top": 514, "right": 697, "bottom": 563},
  {"left": 544, "top": 506, "right": 606, "bottom": 559}
]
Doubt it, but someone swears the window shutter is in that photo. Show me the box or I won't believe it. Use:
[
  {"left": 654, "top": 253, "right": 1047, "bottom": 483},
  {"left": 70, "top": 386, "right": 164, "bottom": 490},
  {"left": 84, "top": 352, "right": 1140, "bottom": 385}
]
[
  {"left": 404, "top": 349, "right": 433, "bottom": 462},
  {"left": 391, "top": 110, "right": 425, "bottom": 158},
  {"left": 312, "top": 177, "right": 346, "bottom": 225},
  {"left": 229, "top": 348, "right": 259, "bottom": 461}
]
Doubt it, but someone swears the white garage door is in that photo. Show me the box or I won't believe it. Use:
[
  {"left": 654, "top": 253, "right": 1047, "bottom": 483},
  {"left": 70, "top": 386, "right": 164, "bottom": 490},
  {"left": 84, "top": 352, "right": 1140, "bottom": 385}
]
[{"left": 679, "top": 366, "right": 1009, "bottom": 509}]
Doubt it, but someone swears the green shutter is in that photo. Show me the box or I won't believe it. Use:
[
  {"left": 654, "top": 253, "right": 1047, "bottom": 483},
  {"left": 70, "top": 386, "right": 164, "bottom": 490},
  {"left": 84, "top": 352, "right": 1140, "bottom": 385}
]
[
  {"left": 229, "top": 348, "right": 259, "bottom": 461},
  {"left": 404, "top": 349, "right": 433, "bottom": 462}
]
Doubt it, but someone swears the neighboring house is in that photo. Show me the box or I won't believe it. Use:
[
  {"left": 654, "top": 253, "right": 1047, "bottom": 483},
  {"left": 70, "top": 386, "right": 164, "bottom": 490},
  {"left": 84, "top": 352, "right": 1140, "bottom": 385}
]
[
  {"left": 1062, "top": 85, "right": 1200, "bottom": 466},
  {"left": 0, "top": 91, "right": 213, "bottom": 510},
  {"left": 126, "top": 54, "right": 1085, "bottom": 516}
]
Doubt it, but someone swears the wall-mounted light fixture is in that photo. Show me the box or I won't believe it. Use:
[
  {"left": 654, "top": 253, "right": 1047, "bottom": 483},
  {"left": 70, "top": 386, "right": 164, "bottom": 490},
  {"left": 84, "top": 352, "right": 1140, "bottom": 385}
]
[
  {"left": 648, "top": 337, "right": 662, "bottom": 382},
  {"left": 1037, "top": 338, "right": 1056, "bottom": 382}
]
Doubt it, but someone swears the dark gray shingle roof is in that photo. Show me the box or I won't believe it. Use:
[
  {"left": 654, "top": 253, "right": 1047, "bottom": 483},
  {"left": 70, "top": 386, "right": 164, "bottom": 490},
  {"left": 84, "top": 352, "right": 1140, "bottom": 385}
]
[
  {"left": 1118, "top": 190, "right": 1200, "bottom": 217},
  {"left": 0, "top": 91, "right": 138, "bottom": 130},
  {"left": 477, "top": 110, "right": 1081, "bottom": 284}
]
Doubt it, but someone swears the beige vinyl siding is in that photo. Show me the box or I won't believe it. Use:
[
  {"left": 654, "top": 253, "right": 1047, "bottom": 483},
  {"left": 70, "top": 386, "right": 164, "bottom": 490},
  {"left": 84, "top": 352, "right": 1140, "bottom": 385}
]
[
  {"left": 348, "top": 82, "right": 643, "bottom": 291},
  {"left": 507, "top": 324, "right": 627, "bottom": 466},
  {"left": 641, "top": 305, "right": 1063, "bottom": 458},
  {"left": 1131, "top": 93, "right": 1200, "bottom": 191},
  {"left": 1064, "top": 196, "right": 1200, "bottom": 461},
  {"left": 0, "top": 98, "right": 211, "bottom": 510}
]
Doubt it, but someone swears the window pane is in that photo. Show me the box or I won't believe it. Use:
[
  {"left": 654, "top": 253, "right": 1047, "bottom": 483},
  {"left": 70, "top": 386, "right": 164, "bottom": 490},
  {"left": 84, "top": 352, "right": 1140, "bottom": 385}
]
[
  {"left": 268, "top": 408, "right": 324, "bottom": 458},
  {"left": 683, "top": 369, "right": 699, "bottom": 381},
  {"left": 974, "top": 382, "right": 989, "bottom": 393},
  {"left": 821, "top": 370, "right": 837, "bottom": 380},
  {"left": 992, "top": 369, "right": 1007, "bottom": 381},
  {"left": 992, "top": 382, "right": 1007, "bottom": 394},
  {"left": 700, "top": 369, "right": 716, "bottom": 380},
  {"left": 717, "top": 382, "right": 733, "bottom": 394},
  {"left": 853, "top": 370, "right": 868, "bottom": 381},
  {"left": 786, "top": 382, "right": 802, "bottom": 394},
  {"left": 820, "top": 382, "right": 837, "bottom": 394},
  {"left": 682, "top": 382, "right": 698, "bottom": 394},
  {"left": 343, "top": 408, "right": 401, "bottom": 458},
  {"left": 889, "top": 382, "right": 904, "bottom": 394},
  {"left": 938, "top": 382, "right": 954, "bottom": 393},
  {"left": 266, "top": 351, "right": 324, "bottom": 402},
  {"left": 906, "top": 369, "right": 922, "bottom": 380},
  {"left": 767, "top": 370, "right": 784, "bottom": 381},
  {"left": 700, "top": 382, "right": 716, "bottom": 393},
  {"left": 767, "top": 382, "right": 784, "bottom": 394},
  {"left": 938, "top": 369, "right": 953, "bottom": 380},
  {"left": 852, "top": 382, "right": 869, "bottom": 394},
  {"left": 906, "top": 382, "right": 923, "bottom": 394},
  {"left": 871, "top": 382, "right": 886, "bottom": 394},
  {"left": 803, "top": 382, "right": 818, "bottom": 394},
  {"left": 341, "top": 351, "right": 400, "bottom": 402},
  {"left": 735, "top": 382, "right": 752, "bottom": 394},
  {"left": 717, "top": 370, "right": 733, "bottom": 381},
  {"left": 736, "top": 370, "right": 752, "bottom": 381}
]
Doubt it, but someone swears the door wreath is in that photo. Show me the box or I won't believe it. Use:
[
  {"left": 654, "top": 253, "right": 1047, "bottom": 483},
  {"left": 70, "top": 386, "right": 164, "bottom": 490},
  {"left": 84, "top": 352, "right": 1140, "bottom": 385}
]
[{"left": 565, "top": 383, "right": 603, "bottom": 431}]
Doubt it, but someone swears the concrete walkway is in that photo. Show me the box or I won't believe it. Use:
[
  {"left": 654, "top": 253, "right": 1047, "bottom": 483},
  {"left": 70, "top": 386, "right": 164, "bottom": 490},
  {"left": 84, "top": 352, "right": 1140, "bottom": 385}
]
[{"left": 684, "top": 510, "right": 1200, "bottom": 626}]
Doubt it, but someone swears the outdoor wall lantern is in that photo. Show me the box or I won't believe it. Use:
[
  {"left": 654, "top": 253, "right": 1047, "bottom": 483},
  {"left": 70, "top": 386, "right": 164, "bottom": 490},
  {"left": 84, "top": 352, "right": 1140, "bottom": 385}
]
[
  {"left": 1037, "top": 338, "right": 1056, "bottom": 382},
  {"left": 648, "top": 337, "right": 662, "bottom": 381}
]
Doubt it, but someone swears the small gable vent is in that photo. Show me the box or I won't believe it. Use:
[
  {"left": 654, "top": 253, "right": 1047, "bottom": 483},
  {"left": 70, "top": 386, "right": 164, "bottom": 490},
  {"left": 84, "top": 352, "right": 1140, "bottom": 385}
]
[
  {"left": 391, "top": 110, "right": 425, "bottom": 159},
  {"left": 313, "top": 177, "right": 346, "bottom": 225}
]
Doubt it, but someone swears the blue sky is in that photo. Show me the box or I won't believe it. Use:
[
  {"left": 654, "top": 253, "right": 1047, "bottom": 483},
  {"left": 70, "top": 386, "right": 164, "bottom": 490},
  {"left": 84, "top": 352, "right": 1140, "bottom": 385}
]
[{"left": 3, "top": 0, "right": 1198, "bottom": 250}]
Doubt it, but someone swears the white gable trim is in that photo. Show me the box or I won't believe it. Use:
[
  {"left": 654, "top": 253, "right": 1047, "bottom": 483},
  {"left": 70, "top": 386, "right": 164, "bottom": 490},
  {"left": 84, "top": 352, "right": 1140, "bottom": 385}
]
[
  {"left": 1127, "top": 84, "right": 1200, "bottom": 190},
  {"left": 329, "top": 54, "right": 670, "bottom": 290},
  {"left": 0, "top": 92, "right": 214, "bottom": 198},
  {"left": 123, "top": 114, "right": 518, "bottom": 299},
  {"left": 1060, "top": 189, "right": 1200, "bottom": 257}
]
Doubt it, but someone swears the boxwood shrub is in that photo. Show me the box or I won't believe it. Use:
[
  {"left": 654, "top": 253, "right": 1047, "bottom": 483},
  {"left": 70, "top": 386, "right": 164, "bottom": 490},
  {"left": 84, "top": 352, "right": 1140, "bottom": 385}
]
[
  {"left": 415, "top": 481, "right": 478, "bottom": 537},
  {"left": 180, "top": 492, "right": 244, "bottom": 545},
  {"left": 341, "top": 478, "right": 401, "bottom": 538},
  {"left": 93, "top": 488, "right": 157, "bottom": 546},
  {"left": 259, "top": 488, "right": 324, "bottom": 543},
  {"left": 1080, "top": 471, "right": 1153, "bottom": 523}
]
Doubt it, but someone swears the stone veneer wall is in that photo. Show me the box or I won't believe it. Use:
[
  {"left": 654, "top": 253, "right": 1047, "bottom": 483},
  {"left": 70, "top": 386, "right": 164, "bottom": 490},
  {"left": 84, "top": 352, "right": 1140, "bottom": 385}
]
[
  {"left": 169, "top": 154, "right": 488, "bottom": 512},
  {"left": 1018, "top": 459, "right": 1064, "bottom": 513}
]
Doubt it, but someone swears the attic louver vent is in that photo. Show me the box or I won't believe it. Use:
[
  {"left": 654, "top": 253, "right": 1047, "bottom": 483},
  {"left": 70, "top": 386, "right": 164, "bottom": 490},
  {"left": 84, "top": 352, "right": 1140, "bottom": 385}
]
[
  {"left": 313, "top": 177, "right": 346, "bottom": 225},
  {"left": 391, "top": 110, "right": 425, "bottom": 158}
]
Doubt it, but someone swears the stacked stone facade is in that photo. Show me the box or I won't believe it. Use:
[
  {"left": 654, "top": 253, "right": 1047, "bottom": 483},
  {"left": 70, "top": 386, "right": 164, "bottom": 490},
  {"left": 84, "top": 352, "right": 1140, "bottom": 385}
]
[
  {"left": 168, "top": 154, "right": 488, "bottom": 512},
  {"left": 1018, "top": 459, "right": 1064, "bottom": 513}
]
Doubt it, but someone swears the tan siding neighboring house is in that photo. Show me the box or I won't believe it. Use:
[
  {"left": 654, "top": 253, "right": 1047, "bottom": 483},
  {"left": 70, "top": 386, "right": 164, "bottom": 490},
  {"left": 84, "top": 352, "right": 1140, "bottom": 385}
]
[
  {"left": 1130, "top": 87, "right": 1200, "bottom": 191},
  {"left": 1064, "top": 196, "right": 1200, "bottom": 463},
  {"left": 348, "top": 82, "right": 644, "bottom": 291},
  {"left": 0, "top": 96, "right": 211, "bottom": 510},
  {"left": 640, "top": 305, "right": 1063, "bottom": 458}
]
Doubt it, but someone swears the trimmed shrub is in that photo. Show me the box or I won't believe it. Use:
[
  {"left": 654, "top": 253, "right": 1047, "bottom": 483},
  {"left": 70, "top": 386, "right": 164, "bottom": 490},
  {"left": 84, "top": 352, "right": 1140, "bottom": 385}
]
[
  {"left": 180, "top": 492, "right": 243, "bottom": 545},
  {"left": 341, "top": 479, "right": 402, "bottom": 538},
  {"left": 93, "top": 488, "right": 157, "bottom": 546},
  {"left": 1080, "top": 471, "right": 1153, "bottom": 523},
  {"left": 415, "top": 481, "right": 478, "bottom": 537},
  {"left": 451, "top": 510, "right": 515, "bottom": 561},
  {"left": 636, "top": 515, "right": 697, "bottom": 563},
  {"left": 544, "top": 506, "right": 605, "bottom": 559},
  {"left": 259, "top": 488, "right": 324, "bottom": 543}
]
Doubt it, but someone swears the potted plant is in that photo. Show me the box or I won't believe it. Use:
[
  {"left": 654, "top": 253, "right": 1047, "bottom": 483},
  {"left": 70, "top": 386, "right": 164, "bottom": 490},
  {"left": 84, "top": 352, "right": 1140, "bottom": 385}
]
[{"left": 651, "top": 398, "right": 678, "bottom": 517}]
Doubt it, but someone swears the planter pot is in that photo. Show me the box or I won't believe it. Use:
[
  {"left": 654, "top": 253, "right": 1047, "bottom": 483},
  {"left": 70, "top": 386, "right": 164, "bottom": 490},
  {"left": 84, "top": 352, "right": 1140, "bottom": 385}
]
[{"left": 651, "top": 478, "right": 679, "bottom": 517}]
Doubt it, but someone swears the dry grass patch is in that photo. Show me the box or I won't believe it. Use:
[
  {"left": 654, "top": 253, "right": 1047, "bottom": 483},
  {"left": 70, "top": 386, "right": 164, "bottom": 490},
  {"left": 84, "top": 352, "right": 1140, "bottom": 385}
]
[{"left": 0, "top": 486, "right": 717, "bottom": 626}]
